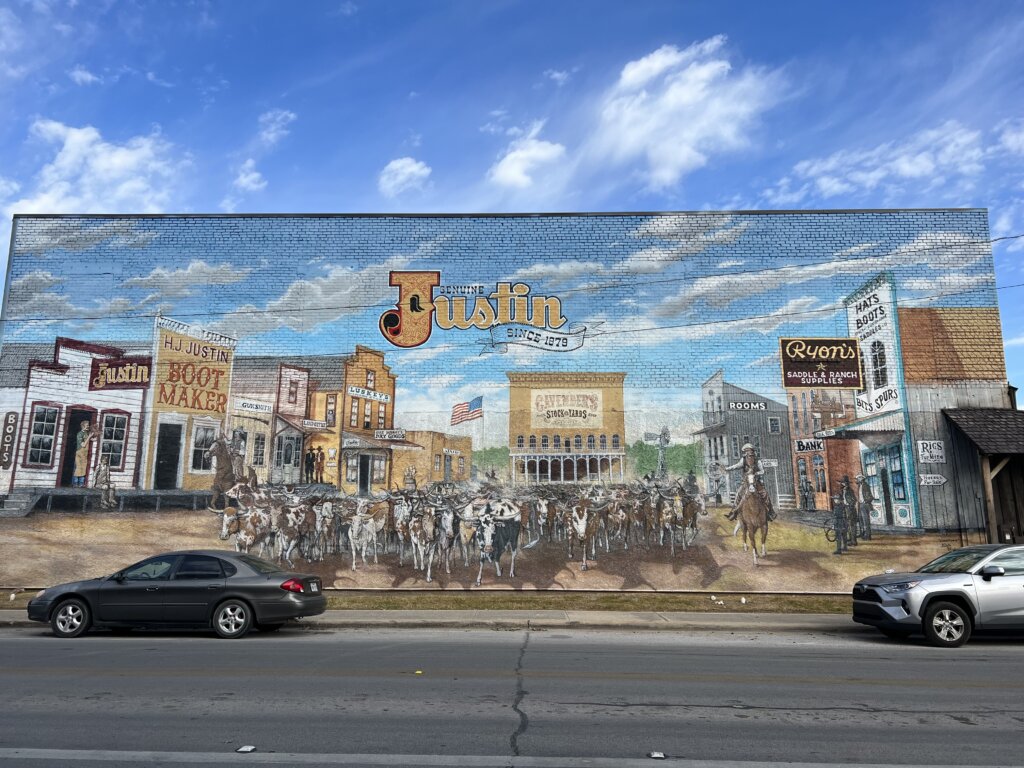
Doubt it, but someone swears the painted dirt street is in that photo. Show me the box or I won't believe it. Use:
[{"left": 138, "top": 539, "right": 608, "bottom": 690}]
[{"left": 0, "top": 211, "right": 1017, "bottom": 591}]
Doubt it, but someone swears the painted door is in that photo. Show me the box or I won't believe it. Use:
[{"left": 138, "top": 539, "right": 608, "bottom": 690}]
[
  {"left": 275, "top": 435, "right": 301, "bottom": 484},
  {"left": 358, "top": 454, "right": 371, "bottom": 495},
  {"left": 444, "top": 454, "right": 452, "bottom": 482},
  {"left": 154, "top": 423, "right": 182, "bottom": 490},
  {"left": 59, "top": 407, "right": 97, "bottom": 487}
]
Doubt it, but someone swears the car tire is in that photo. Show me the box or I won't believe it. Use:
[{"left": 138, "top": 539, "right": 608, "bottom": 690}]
[
  {"left": 255, "top": 622, "right": 284, "bottom": 633},
  {"left": 923, "top": 601, "right": 972, "bottom": 648},
  {"left": 213, "top": 599, "right": 252, "bottom": 639},
  {"left": 51, "top": 597, "right": 91, "bottom": 639}
]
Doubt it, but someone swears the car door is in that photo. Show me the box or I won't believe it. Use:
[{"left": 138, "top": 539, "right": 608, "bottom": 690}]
[
  {"left": 96, "top": 555, "right": 180, "bottom": 623},
  {"left": 162, "top": 555, "right": 227, "bottom": 624},
  {"left": 972, "top": 548, "right": 1024, "bottom": 627}
]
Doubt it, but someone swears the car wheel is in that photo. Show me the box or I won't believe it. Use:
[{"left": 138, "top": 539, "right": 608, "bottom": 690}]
[
  {"left": 878, "top": 627, "right": 911, "bottom": 640},
  {"left": 255, "top": 622, "right": 284, "bottom": 633},
  {"left": 51, "top": 598, "right": 91, "bottom": 639},
  {"left": 213, "top": 599, "right": 252, "bottom": 639},
  {"left": 923, "top": 601, "right": 972, "bottom": 648}
]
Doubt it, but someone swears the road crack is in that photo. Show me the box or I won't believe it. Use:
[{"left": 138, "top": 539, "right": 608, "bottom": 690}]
[{"left": 509, "top": 628, "right": 530, "bottom": 757}]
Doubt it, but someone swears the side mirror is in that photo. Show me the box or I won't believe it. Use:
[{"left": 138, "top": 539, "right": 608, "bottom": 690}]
[
  {"left": 111, "top": 572, "right": 125, "bottom": 582},
  {"left": 980, "top": 565, "right": 1006, "bottom": 580}
]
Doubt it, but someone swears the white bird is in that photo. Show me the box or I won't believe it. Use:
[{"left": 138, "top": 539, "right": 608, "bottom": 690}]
[{"left": 740, "top": 597, "right": 747, "bottom": 605}]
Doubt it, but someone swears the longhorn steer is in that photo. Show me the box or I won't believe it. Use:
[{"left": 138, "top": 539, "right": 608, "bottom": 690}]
[{"left": 475, "top": 512, "right": 520, "bottom": 586}]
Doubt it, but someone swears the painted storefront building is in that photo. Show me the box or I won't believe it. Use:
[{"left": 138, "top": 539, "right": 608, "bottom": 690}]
[{"left": 0, "top": 211, "right": 1017, "bottom": 591}]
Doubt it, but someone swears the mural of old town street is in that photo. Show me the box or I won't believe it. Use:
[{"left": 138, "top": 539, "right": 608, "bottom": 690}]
[{"left": 0, "top": 211, "right": 1015, "bottom": 591}]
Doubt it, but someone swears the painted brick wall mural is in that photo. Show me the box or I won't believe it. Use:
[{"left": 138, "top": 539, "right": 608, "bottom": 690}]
[{"left": 0, "top": 211, "right": 1011, "bottom": 591}]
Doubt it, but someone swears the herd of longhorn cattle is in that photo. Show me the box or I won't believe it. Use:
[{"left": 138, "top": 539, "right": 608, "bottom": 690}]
[{"left": 216, "top": 477, "right": 708, "bottom": 586}]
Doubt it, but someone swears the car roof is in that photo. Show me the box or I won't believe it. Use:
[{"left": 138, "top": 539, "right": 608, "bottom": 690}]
[{"left": 161, "top": 549, "right": 248, "bottom": 558}]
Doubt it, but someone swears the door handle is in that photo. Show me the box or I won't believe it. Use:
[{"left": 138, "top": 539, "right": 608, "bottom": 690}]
[{"left": 207, "top": 584, "right": 222, "bottom": 590}]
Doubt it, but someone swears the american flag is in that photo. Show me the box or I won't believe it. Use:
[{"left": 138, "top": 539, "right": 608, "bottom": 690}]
[{"left": 451, "top": 396, "right": 483, "bottom": 425}]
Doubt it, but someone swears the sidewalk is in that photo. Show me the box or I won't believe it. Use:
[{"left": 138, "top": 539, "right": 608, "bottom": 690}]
[{"left": 0, "top": 608, "right": 860, "bottom": 633}]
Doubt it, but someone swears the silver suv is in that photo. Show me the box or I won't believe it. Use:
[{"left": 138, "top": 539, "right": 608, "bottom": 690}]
[{"left": 852, "top": 544, "right": 1024, "bottom": 647}]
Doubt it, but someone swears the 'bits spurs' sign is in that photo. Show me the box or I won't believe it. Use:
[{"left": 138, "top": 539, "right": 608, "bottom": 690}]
[{"left": 779, "top": 338, "right": 863, "bottom": 390}]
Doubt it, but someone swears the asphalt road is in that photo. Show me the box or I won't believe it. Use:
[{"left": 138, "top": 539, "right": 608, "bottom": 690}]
[{"left": 1, "top": 625, "right": 1022, "bottom": 767}]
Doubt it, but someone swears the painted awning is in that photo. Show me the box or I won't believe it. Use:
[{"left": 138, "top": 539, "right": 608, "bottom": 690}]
[
  {"left": 944, "top": 408, "right": 1024, "bottom": 455},
  {"left": 277, "top": 413, "right": 333, "bottom": 435},
  {"left": 821, "top": 410, "right": 905, "bottom": 449}
]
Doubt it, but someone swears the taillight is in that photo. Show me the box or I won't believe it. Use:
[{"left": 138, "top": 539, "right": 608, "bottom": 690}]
[{"left": 280, "top": 578, "right": 304, "bottom": 594}]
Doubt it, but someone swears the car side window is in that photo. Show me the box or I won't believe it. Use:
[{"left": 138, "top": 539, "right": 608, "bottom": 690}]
[
  {"left": 123, "top": 556, "right": 177, "bottom": 581},
  {"left": 986, "top": 550, "right": 1024, "bottom": 576},
  {"left": 173, "top": 555, "right": 224, "bottom": 580}
]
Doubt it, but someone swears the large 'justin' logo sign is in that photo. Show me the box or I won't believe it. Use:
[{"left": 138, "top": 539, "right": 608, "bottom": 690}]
[{"left": 379, "top": 271, "right": 581, "bottom": 351}]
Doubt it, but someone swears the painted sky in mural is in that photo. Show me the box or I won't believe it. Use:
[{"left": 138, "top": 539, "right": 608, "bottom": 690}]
[{"left": 4, "top": 212, "right": 996, "bottom": 448}]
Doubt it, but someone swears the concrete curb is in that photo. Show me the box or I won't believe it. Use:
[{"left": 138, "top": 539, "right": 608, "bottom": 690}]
[{"left": 0, "top": 609, "right": 862, "bottom": 634}]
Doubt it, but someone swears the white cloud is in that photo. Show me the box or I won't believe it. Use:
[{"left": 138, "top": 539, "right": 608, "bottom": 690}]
[
  {"left": 378, "top": 156, "right": 431, "bottom": 198},
  {"left": 509, "top": 260, "right": 598, "bottom": 285},
  {"left": 618, "top": 215, "right": 750, "bottom": 274},
  {"left": 487, "top": 121, "right": 566, "bottom": 189},
  {"left": 15, "top": 219, "right": 158, "bottom": 255},
  {"left": 146, "top": 71, "right": 174, "bottom": 88},
  {"left": 257, "top": 108, "right": 297, "bottom": 147},
  {"left": 233, "top": 158, "right": 266, "bottom": 192},
  {"left": 999, "top": 119, "right": 1024, "bottom": 156},
  {"left": 2, "top": 119, "right": 186, "bottom": 219},
  {"left": 780, "top": 120, "right": 985, "bottom": 202},
  {"left": 68, "top": 65, "right": 100, "bottom": 85},
  {"left": 337, "top": 1, "right": 358, "bottom": 16},
  {"left": 544, "top": 69, "right": 570, "bottom": 86},
  {"left": 123, "top": 260, "right": 252, "bottom": 299},
  {"left": 585, "top": 36, "right": 786, "bottom": 191}
]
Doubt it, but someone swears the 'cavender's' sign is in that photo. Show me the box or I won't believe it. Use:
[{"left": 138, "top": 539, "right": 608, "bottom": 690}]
[{"left": 779, "top": 337, "right": 863, "bottom": 390}]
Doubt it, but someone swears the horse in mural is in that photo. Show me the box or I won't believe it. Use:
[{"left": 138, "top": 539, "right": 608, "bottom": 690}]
[
  {"left": 204, "top": 432, "right": 256, "bottom": 512},
  {"left": 736, "top": 485, "right": 770, "bottom": 566}
]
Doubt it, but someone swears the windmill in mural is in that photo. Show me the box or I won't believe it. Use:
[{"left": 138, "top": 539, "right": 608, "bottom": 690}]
[{"left": 643, "top": 427, "right": 671, "bottom": 480}]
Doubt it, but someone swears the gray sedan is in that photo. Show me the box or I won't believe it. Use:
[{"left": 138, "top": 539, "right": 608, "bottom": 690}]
[
  {"left": 27, "top": 549, "right": 327, "bottom": 639},
  {"left": 853, "top": 543, "right": 1024, "bottom": 647}
]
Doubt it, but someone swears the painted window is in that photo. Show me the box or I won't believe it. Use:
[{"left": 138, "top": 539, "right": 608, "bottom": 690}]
[
  {"left": 434, "top": 454, "right": 441, "bottom": 472},
  {"left": 252, "top": 434, "right": 266, "bottom": 467},
  {"left": 797, "top": 458, "right": 807, "bottom": 482},
  {"left": 366, "top": 370, "right": 375, "bottom": 389},
  {"left": 611, "top": 434, "right": 620, "bottom": 449},
  {"left": 753, "top": 435, "right": 761, "bottom": 453},
  {"left": 516, "top": 435, "right": 524, "bottom": 449},
  {"left": 553, "top": 435, "right": 561, "bottom": 449},
  {"left": 288, "top": 379, "right": 299, "bottom": 404},
  {"left": 871, "top": 341, "right": 888, "bottom": 389},
  {"left": 801, "top": 393, "right": 809, "bottom": 434},
  {"left": 346, "top": 455, "right": 358, "bottom": 482},
  {"left": 812, "top": 454, "right": 826, "bottom": 493},
  {"left": 326, "top": 395, "right": 336, "bottom": 427},
  {"left": 363, "top": 401, "right": 372, "bottom": 429},
  {"left": 100, "top": 413, "right": 130, "bottom": 470},
  {"left": 564, "top": 436, "right": 571, "bottom": 452},
  {"left": 529, "top": 435, "right": 537, "bottom": 449},
  {"left": 587, "top": 435, "right": 595, "bottom": 450},
  {"left": 889, "top": 445, "right": 906, "bottom": 500},
  {"left": 731, "top": 436, "right": 739, "bottom": 459},
  {"left": 599, "top": 434, "right": 607, "bottom": 449},
  {"left": 349, "top": 398, "right": 359, "bottom": 427},
  {"left": 373, "top": 455, "right": 385, "bottom": 483},
  {"left": 458, "top": 457, "right": 465, "bottom": 475},
  {"left": 27, "top": 404, "right": 59, "bottom": 466},
  {"left": 377, "top": 402, "right": 386, "bottom": 429},
  {"left": 541, "top": 435, "right": 549, "bottom": 449},
  {"left": 191, "top": 426, "right": 215, "bottom": 471},
  {"left": 768, "top": 417, "right": 781, "bottom": 434},
  {"left": 743, "top": 435, "right": 750, "bottom": 453},
  {"left": 574, "top": 435, "right": 582, "bottom": 450}
]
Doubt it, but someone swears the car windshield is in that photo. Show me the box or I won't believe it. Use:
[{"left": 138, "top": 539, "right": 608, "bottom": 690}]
[
  {"left": 917, "top": 547, "right": 995, "bottom": 573},
  {"left": 236, "top": 554, "right": 284, "bottom": 574}
]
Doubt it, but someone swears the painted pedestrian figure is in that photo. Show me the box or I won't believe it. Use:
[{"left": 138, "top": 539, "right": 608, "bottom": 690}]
[
  {"left": 724, "top": 443, "right": 777, "bottom": 522},
  {"left": 304, "top": 448, "right": 315, "bottom": 484},
  {"left": 93, "top": 456, "right": 116, "bottom": 510},
  {"left": 839, "top": 475, "right": 858, "bottom": 547},
  {"left": 72, "top": 420, "right": 97, "bottom": 487},
  {"left": 855, "top": 473, "right": 874, "bottom": 540},
  {"left": 316, "top": 447, "right": 325, "bottom": 484},
  {"left": 830, "top": 493, "right": 848, "bottom": 555},
  {"left": 799, "top": 478, "right": 815, "bottom": 511}
]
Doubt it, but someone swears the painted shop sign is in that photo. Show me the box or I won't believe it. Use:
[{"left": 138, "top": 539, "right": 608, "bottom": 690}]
[
  {"left": 234, "top": 398, "right": 273, "bottom": 414},
  {"left": 920, "top": 474, "right": 948, "bottom": 486},
  {"left": 153, "top": 318, "right": 236, "bottom": 416},
  {"left": 729, "top": 401, "right": 767, "bottom": 410},
  {"left": 347, "top": 385, "right": 391, "bottom": 403},
  {"left": 378, "top": 270, "right": 595, "bottom": 353},
  {"left": 855, "top": 385, "right": 901, "bottom": 416},
  {"left": 302, "top": 419, "right": 328, "bottom": 429},
  {"left": 530, "top": 389, "right": 603, "bottom": 429},
  {"left": 443, "top": 448, "right": 462, "bottom": 455},
  {"left": 917, "top": 440, "right": 946, "bottom": 464},
  {"left": 794, "top": 438, "right": 824, "bottom": 453},
  {"left": 779, "top": 338, "right": 863, "bottom": 389},
  {"left": 88, "top": 357, "right": 151, "bottom": 391},
  {"left": 374, "top": 429, "right": 406, "bottom": 440},
  {"left": 0, "top": 412, "right": 17, "bottom": 469},
  {"left": 845, "top": 274, "right": 903, "bottom": 418}
]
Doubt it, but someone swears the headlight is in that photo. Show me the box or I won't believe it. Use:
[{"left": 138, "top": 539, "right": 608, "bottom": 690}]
[
  {"left": 34, "top": 589, "right": 47, "bottom": 599},
  {"left": 881, "top": 581, "right": 921, "bottom": 593}
]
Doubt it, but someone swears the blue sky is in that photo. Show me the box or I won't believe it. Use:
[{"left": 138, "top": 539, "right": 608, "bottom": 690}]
[{"left": 1, "top": 0, "right": 1023, "bottom": 439}]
